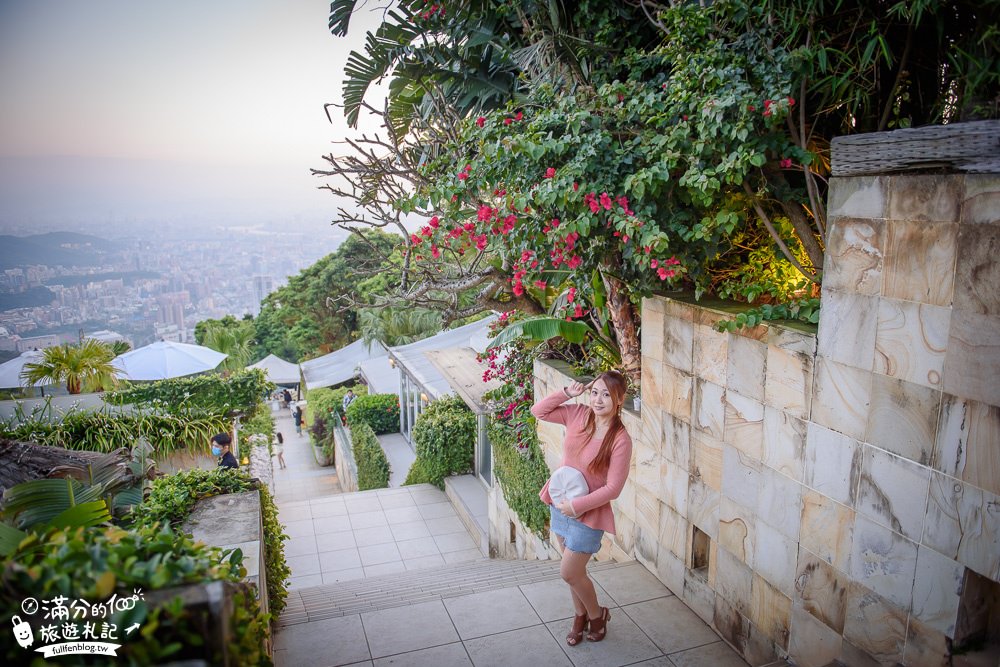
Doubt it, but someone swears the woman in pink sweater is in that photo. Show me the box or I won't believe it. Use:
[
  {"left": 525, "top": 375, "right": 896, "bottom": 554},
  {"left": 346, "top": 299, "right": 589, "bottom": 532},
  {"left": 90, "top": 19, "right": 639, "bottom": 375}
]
[{"left": 532, "top": 370, "right": 632, "bottom": 646}]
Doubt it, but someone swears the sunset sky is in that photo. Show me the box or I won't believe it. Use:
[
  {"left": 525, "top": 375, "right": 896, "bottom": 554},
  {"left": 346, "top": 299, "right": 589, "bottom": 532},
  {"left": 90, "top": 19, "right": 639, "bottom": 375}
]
[{"left": 0, "top": 0, "right": 384, "bottom": 230}]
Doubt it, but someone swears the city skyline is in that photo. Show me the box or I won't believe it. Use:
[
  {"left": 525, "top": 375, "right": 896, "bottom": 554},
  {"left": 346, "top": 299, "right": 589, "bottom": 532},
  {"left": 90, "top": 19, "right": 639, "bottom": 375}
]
[{"left": 0, "top": 0, "right": 386, "bottom": 231}]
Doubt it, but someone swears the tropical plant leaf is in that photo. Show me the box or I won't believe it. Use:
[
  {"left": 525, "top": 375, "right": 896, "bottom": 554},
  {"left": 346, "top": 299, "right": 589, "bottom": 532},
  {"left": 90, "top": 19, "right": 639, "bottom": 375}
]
[
  {"left": 486, "top": 316, "right": 593, "bottom": 350},
  {"left": 0, "top": 521, "right": 28, "bottom": 557},
  {"left": 1, "top": 478, "right": 106, "bottom": 529},
  {"left": 45, "top": 501, "right": 112, "bottom": 529}
]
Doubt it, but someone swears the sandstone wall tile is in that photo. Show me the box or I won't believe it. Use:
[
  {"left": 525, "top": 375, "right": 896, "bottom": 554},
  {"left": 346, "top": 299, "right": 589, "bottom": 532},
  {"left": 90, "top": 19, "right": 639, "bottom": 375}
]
[
  {"left": 660, "top": 458, "right": 689, "bottom": 516},
  {"left": 727, "top": 334, "right": 767, "bottom": 402},
  {"left": 842, "top": 583, "right": 907, "bottom": 666},
  {"left": 762, "top": 407, "right": 807, "bottom": 482},
  {"left": 794, "top": 547, "right": 850, "bottom": 633},
  {"left": 811, "top": 357, "right": 872, "bottom": 442},
  {"left": 923, "top": 471, "right": 1000, "bottom": 581},
  {"left": 641, "top": 354, "right": 665, "bottom": 413},
  {"left": 768, "top": 326, "right": 818, "bottom": 356},
  {"left": 902, "top": 615, "right": 952, "bottom": 667},
  {"left": 753, "top": 519, "right": 797, "bottom": 598},
  {"left": 642, "top": 295, "right": 668, "bottom": 316},
  {"left": 816, "top": 289, "right": 879, "bottom": 371},
  {"left": 804, "top": 421, "right": 862, "bottom": 508},
  {"left": 961, "top": 174, "right": 1000, "bottom": 225},
  {"left": 724, "top": 390, "right": 765, "bottom": 460},
  {"left": 660, "top": 365, "right": 693, "bottom": 423},
  {"left": 751, "top": 573, "right": 792, "bottom": 650},
  {"left": 953, "top": 222, "right": 1000, "bottom": 316},
  {"left": 662, "top": 411, "right": 691, "bottom": 468},
  {"left": 716, "top": 544, "right": 753, "bottom": 617},
  {"left": 933, "top": 394, "right": 1000, "bottom": 497},
  {"left": 758, "top": 466, "right": 803, "bottom": 541},
  {"left": 691, "top": 429, "right": 724, "bottom": 491},
  {"left": 692, "top": 378, "right": 725, "bottom": 439},
  {"left": 693, "top": 323, "right": 728, "bottom": 385},
  {"left": 789, "top": 604, "right": 843, "bottom": 667},
  {"left": 657, "top": 502, "right": 688, "bottom": 560},
  {"left": 641, "top": 302, "right": 666, "bottom": 363},
  {"left": 828, "top": 176, "right": 888, "bottom": 221},
  {"left": 874, "top": 298, "right": 950, "bottom": 389},
  {"left": 713, "top": 594, "right": 751, "bottom": 656},
  {"left": 887, "top": 174, "right": 963, "bottom": 223},
  {"left": 687, "top": 477, "right": 720, "bottom": 540},
  {"left": 663, "top": 297, "right": 697, "bottom": 322},
  {"left": 632, "top": 438, "right": 660, "bottom": 497},
  {"left": 654, "top": 548, "right": 685, "bottom": 595},
  {"left": 882, "top": 220, "right": 957, "bottom": 307},
  {"left": 722, "top": 445, "right": 763, "bottom": 511},
  {"left": 613, "top": 478, "right": 636, "bottom": 517},
  {"left": 943, "top": 309, "right": 1000, "bottom": 407},
  {"left": 719, "top": 495, "right": 755, "bottom": 565},
  {"left": 824, "top": 218, "right": 885, "bottom": 295},
  {"left": 866, "top": 373, "right": 941, "bottom": 466},
  {"left": 800, "top": 489, "right": 855, "bottom": 574},
  {"left": 764, "top": 345, "right": 813, "bottom": 419},
  {"left": 663, "top": 314, "right": 694, "bottom": 373},
  {"left": 911, "top": 546, "right": 964, "bottom": 637},
  {"left": 684, "top": 569, "right": 716, "bottom": 624},
  {"left": 857, "top": 444, "right": 931, "bottom": 541},
  {"left": 850, "top": 515, "right": 918, "bottom": 610}
]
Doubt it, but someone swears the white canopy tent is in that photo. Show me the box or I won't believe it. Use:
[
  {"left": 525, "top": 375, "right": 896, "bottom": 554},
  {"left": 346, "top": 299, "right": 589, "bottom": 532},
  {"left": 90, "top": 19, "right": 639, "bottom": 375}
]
[
  {"left": 0, "top": 350, "right": 49, "bottom": 389},
  {"left": 358, "top": 355, "right": 398, "bottom": 395},
  {"left": 247, "top": 354, "right": 301, "bottom": 385},
  {"left": 111, "top": 341, "right": 227, "bottom": 381},
  {"left": 388, "top": 315, "right": 497, "bottom": 401},
  {"left": 300, "top": 339, "right": 387, "bottom": 391}
]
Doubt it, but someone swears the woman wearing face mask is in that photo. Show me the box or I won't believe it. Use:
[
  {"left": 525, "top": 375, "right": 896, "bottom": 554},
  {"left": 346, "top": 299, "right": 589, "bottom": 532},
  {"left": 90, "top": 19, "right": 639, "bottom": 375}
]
[
  {"left": 211, "top": 433, "right": 239, "bottom": 469},
  {"left": 532, "top": 370, "right": 632, "bottom": 646}
]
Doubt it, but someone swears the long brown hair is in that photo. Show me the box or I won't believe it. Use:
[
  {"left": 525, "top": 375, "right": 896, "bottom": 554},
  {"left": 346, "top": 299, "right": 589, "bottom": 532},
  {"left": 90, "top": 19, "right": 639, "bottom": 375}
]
[{"left": 581, "top": 370, "right": 627, "bottom": 474}]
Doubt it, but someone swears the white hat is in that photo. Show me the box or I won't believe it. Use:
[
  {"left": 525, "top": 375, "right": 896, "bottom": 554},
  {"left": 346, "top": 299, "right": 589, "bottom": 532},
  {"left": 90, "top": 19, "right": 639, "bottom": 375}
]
[{"left": 548, "top": 466, "right": 589, "bottom": 506}]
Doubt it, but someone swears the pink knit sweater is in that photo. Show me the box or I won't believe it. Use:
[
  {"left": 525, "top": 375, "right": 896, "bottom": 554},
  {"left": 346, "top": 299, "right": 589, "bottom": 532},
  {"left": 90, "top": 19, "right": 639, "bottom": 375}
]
[{"left": 533, "top": 390, "right": 633, "bottom": 534}]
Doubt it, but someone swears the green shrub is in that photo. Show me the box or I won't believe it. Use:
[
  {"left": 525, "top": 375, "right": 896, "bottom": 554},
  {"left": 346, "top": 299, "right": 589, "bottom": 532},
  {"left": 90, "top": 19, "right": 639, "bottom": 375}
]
[
  {"left": 404, "top": 396, "right": 475, "bottom": 488},
  {"left": 309, "top": 384, "right": 367, "bottom": 421},
  {"left": 106, "top": 368, "right": 273, "bottom": 419},
  {"left": 352, "top": 421, "right": 391, "bottom": 490},
  {"left": 489, "top": 417, "right": 551, "bottom": 537},
  {"left": 402, "top": 457, "right": 436, "bottom": 486},
  {"left": 131, "top": 468, "right": 290, "bottom": 617},
  {"left": 346, "top": 393, "right": 399, "bottom": 434},
  {"left": 1, "top": 524, "right": 270, "bottom": 666}
]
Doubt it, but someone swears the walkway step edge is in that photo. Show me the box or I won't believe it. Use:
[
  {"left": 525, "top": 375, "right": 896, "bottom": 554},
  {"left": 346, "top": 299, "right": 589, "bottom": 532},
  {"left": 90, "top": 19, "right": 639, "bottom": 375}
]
[{"left": 279, "top": 558, "right": 634, "bottom": 626}]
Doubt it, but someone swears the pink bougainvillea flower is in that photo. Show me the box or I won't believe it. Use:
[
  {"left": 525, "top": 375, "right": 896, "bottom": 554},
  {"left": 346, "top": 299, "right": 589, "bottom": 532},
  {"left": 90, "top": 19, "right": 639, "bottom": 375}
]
[
  {"left": 788, "top": 97, "right": 796, "bottom": 106},
  {"left": 475, "top": 235, "right": 488, "bottom": 251},
  {"left": 476, "top": 116, "right": 486, "bottom": 127},
  {"left": 747, "top": 104, "right": 756, "bottom": 111},
  {"left": 622, "top": 235, "right": 630, "bottom": 244},
  {"left": 657, "top": 267, "right": 669, "bottom": 280},
  {"left": 477, "top": 205, "right": 493, "bottom": 222},
  {"left": 567, "top": 255, "right": 582, "bottom": 269},
  {"left": 431, "top": 245, "right": 440, "bottom": 259},
  {"left": 503, "top": 117, "right": 512, "bottom": 126},
  {"left": 429, "top": 216, "right": 440, "bottom": 228},
  {"left": 515, "top": 110, "right": 523, "bottom": 121},
  {"left": 643, "top": 245, "right": 652, "bottom": 254},
  {"left": 457, "top": 171, "right": 468, "bottom": 181},
  {"left": 682, "top": 115, "right": 689, "bottom": 121},
  {"left": 464, "top": 164, "right": 472, "bottom": 171},
  {"left": 650, "top": 259, "right": 658, "bottom": 268},
  {"left": 411, "top": 233, "right": 421, "bottom": 245},
  {"left": 574, "top": 303, "right": 584, "bottom": 318},
  {"left": 567, "top": 286, "right": 576, "bottom": 303},
  {"left": 599, "top": 192, "right": 613, "bottom": 210},
  {"left": 617, "top": 93, "right": 624, "bottom": 102},
  {"left": 512, "top": 281, "right": 524, "bottom": 296},
  {"left": 533, "top": 280, "right": 546, "bottom": 289},
  {"left": 544, "top": 167, "right": 556, "bottom": 179},
  {"left": 573, "top": 182, "right": 579, "bottom": 192},
  {"left": 463, "top": 222, "right": 476, "bottom": 232},
  {"left": 780, "top": 158, "right": 793, "bottom": 168},
  {"left": 420, "top": 226, "right": 433, "bottom": 237},
  {"left": 666, "top": 256, "right": 681, "bottom": 266}
]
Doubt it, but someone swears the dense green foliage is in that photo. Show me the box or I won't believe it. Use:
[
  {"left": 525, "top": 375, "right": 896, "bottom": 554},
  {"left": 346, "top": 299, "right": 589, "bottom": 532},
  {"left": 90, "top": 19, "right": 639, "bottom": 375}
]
[
  {"left": 351, "top": 421, "right": 391, "bottom": 490},
  {"left": 1, "top": 409, "right": 228, "bottom": 457},
  {"left": 0, "top": 524, "right": 271, "bottom": 666},
  {"left": 404, "top": 396, "right": 476, "bottom": 488},
  {"left": 346, "top": 393, "right": 400, "bottom": 435},
  {"left": 488, "top": 417, "right": 551, "bottom": 537},
  {"left": 254, "top": 230, "right": 404, "bottom": 360},
  {"left": 131, "top": 468, "right": 290, "bottom": 618},
  {"left": 106, "top": 369, "right": 273, "bottom": 419},
  {"left": 199, "top": 318, "right": 257, "bottom": 372}
]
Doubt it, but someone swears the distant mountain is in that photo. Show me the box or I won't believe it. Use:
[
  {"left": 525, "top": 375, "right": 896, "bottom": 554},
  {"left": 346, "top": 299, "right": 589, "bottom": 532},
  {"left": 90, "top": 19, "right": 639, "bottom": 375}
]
[{"left": 0, "top": 232, "right": 120, "bottom": 269}]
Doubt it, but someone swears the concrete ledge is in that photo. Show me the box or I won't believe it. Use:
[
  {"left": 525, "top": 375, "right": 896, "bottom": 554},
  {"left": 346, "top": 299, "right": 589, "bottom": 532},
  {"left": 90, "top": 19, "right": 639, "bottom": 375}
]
[{"left": 445, "top": 474, "right": 489, "bottom": 556}]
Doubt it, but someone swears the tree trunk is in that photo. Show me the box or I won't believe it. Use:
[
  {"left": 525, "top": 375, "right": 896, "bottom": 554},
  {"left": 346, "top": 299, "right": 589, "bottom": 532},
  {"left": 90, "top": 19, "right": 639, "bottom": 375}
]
[{"left": 600, "top": 271, "right": 642, "bottom": 385}]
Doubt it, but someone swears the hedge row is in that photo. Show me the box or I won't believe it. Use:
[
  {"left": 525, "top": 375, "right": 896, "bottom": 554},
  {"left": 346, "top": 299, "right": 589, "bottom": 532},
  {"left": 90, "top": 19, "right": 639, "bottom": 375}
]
[
  {"left": 352, "top": 421, "right": 391, "bottom": 490},
  {"left": 346, "top": 393, "right": 399, "bottom": 434},
  {"left": 404, "top": 395, "right": 475, "bottom": 488}
]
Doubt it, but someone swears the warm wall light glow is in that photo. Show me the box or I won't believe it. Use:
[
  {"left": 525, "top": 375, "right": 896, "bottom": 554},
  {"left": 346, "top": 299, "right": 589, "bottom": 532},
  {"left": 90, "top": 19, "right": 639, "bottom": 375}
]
[
  {"left": 388, "top": 358, "right": 396, "bottom": 368},
  {"left": 420, "top": 393, "right": 428, "bottom": 402}
]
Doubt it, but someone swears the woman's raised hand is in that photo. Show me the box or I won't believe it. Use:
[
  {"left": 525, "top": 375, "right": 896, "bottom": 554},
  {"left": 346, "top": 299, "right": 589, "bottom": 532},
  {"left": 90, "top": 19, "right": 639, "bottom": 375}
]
[{"left": 564, "top": 381, "right": 588, "bottom": 398}]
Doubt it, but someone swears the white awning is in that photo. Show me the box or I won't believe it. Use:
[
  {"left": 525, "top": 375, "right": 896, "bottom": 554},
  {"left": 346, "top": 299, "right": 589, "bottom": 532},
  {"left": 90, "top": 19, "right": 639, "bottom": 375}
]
[
  {"left": 359, "top": 355, "right": 399, "bottom": 395},
  {"left": 0, "top": 350, "right": 49, "bottom": 389},
  {"left": 388, "top": 315, "right": 497, "bottom": 400},
  {"left": 247, "top": 354, "right": 301, "bottom": 385},
  {"left": 300, "top": 339, "right": 387, "bottom": 390}
]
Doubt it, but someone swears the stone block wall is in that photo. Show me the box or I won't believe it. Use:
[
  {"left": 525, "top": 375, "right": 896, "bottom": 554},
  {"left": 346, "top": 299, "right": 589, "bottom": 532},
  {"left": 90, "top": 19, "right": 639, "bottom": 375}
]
[{"left": 517, "top": 173, "right": 1000, "bottom": 666}]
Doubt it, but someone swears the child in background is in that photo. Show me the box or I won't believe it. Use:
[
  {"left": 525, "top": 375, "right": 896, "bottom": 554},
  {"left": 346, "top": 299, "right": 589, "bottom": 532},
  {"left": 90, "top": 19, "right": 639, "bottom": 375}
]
[{"left": 274, "top": 432, "right": 286, "bottom": 469}]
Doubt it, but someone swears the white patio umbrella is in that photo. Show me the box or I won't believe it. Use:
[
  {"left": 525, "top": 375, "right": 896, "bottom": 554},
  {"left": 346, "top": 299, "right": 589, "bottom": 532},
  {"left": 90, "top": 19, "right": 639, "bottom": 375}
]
[
  {"left": 0, "top": 350, "right": 50, "bottom": 389},
  {"left": 111, "top": 340, "right": 228, "bottom": 381}
]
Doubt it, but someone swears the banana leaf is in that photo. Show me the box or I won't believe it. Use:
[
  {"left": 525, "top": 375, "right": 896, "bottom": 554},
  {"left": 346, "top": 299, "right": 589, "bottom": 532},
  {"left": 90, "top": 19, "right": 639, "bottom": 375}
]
[
  {"left": 2, "top": 478, "right": 107, "bottom": 529},
  {"left": 45, "top": 501, "right": 112, "bottom": 529},
  {"left": 0, "top": 522, "right": 27, "bottom": 557}
]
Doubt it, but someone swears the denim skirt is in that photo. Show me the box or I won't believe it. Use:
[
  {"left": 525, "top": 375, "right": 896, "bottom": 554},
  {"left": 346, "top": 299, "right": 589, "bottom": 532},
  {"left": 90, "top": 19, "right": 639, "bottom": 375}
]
[{"left": 549, "top": 504, "right": 604, "bottom": 554}]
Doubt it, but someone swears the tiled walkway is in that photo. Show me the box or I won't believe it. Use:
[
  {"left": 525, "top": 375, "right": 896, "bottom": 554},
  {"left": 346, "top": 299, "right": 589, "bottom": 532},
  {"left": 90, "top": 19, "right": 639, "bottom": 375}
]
[{"left": 272, "top": 407, "right": 342, "bottom": 504}]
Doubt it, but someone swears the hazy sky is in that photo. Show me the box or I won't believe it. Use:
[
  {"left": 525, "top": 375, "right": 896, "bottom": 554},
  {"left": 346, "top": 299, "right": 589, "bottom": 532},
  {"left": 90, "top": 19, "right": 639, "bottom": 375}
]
[{"left": 0, "top": 0, "right": 385, "bottom": 231}]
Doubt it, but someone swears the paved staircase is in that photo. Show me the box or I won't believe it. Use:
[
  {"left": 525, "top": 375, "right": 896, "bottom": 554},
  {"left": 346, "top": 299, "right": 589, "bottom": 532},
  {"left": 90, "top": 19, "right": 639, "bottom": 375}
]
[{"left": 278, "top": 557, "right": 630, "bottom": 626}]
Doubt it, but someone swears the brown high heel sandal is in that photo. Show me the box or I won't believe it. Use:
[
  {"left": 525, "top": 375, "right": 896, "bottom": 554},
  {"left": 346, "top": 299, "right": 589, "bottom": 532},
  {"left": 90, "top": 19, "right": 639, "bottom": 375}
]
[
  {"left": 566, "top": 613, "right": 589, "bottom": 646},
  {"left": 586, "top": 606, "right": 611, "bottom": 642}
]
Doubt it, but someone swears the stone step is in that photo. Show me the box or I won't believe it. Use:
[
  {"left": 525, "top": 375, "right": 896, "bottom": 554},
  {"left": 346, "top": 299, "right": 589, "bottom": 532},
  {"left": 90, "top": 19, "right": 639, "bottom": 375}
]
[{"left": 278, "top": 557, "right": 631, "bottom": 627}]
